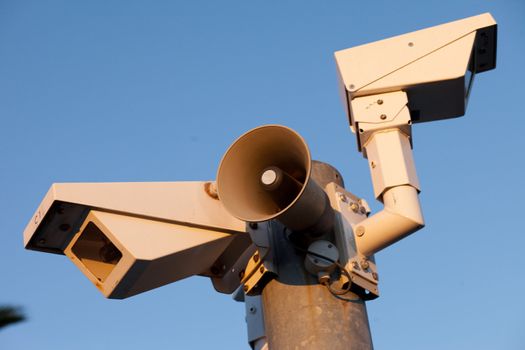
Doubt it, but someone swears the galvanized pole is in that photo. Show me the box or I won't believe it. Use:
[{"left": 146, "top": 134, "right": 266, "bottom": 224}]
[{"left": 260, "top": 162, "right": 374, "bottom": 350}]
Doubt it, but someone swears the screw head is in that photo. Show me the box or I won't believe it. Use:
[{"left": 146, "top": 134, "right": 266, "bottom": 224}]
[
  {"left": 356, "top": 226, "right": 365, "bottom": 237},
  {"left": 253, "top": 254, "right": 259, "bottom": 262},
  {"left": 372, "top": 272, "right": 379, "bottom": 280},
  {"left": 259, "top": 266, "right": 265, "bottom": 273},
  {"left": 243, "top": 285, "right": 249, "bottom": 292},
  {"left": 377, "top": 99, "right": 383, "bottom": 105},
  {"left": 59, "top": 223, "right": 71, "bottom": 232},
  {"left": 380, "top": 114, "right": 387, "bottom": 120},
  {"left": 361, "top": 259, "right": 370, "bottom": 270},
  {"left": 318, "top": 274, "right": 330, "bottom": 285},
  {"left": 350, "top": 202, "right": 359, "bottom": 213}
]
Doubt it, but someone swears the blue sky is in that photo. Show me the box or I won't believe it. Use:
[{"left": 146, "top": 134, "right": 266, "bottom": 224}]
[{"left": 1, "top": 1, "right": 524, "bottom": 349}]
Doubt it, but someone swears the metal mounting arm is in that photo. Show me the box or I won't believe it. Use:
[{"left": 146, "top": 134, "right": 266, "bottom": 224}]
[{"left": 350, "top": 91, "right": 425, "bottom": 256}]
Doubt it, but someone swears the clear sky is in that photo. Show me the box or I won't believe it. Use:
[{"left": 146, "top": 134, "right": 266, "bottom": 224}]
[{"left": 1, "top": 1, "right": 524, "bottom": 349}]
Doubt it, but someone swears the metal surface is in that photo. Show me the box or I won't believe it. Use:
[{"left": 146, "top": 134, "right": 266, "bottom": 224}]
[
  {"left": 335, "top": 13, "right": 497, "bottom": 126},
  {"left": 208, "top": 231, "right": 255, "bottom": 294},
  {"left": 304, "top": 240, "right": 339, "bottom": 277},
  {"left": 24, "top": 181, "right": 246, "bottom": 253},
  {"left": 245, "top": 296, "right": 267, "bottom": 350},
  {"left": 350, "top": 91, "right": 412, "bottom": 152},
  {"left": 23, "top": 181, "right": 249, "bottom": 298},
  {"left": 355, "top": 185, "right": 424, "bottom": 257},
  {"left": 363, "top": 124, "right": 419, "bottom": 199},
  {"left": 327, "top": 183, "right": 379, "bottom": 298},
  {"left": 342, "top": 90, "right": 425, "bottom": 257},
  {"left": 217, "top": 125, "right": 333, "bottom": 234},
  {"left": 355, "top": 126, "right": 424, "bottom": 256},
  {"left": 64, "top": 210, "right": 235, "bottom": 298},
  {"left": 261, "top": 163, "right": 373, "bottom": 350},
  {"left": 242, "top": 250, "right": 273, "bottom": 296}
]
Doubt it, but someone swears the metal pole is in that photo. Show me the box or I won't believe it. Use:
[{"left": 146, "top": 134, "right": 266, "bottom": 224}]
[{"left": 260, "top": 162, "right": 374, "bottom": 350}]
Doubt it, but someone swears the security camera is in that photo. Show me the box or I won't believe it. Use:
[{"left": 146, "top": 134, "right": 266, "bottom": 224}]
[
  {"left": 24, "top": 182, "right": 248, "bottom": 298},
  {"left": 335, "top": 13, "right": 497, "bottom": 128},
  {"left": 332, "top": 13, "right": 497, "bottom": 257}
]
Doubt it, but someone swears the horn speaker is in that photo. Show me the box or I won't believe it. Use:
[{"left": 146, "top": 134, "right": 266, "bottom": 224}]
[{"left": 217, "top": 125, "right": 332, "bottom": 234}]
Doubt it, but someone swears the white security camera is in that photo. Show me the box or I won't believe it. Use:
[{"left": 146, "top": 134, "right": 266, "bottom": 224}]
[
  {"left": 24, "top": 182, "right": 248, "bottom": 298},
  {"left": 332, "top": 13, "right": 497, "bottom": 257},
  {"left": 335, "top": 13, "right": 496, "bottom": 129}
]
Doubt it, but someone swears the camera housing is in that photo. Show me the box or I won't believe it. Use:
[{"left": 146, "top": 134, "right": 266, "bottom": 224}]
[
  {"left": 335, "top": 13, "right": 497, "bottom": 128},
  {"left": 24, "top": 182, "right": 247, "bottom": 298}
]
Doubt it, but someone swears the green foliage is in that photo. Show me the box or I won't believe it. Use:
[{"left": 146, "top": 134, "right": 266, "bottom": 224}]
[{"left": 0, "top": 306, "right": 25, "bottom": 329}]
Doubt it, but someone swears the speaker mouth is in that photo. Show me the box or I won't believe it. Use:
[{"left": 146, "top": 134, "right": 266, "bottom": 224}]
[{"left": 217, "top": 125, "right": 312, "bottom": 223}]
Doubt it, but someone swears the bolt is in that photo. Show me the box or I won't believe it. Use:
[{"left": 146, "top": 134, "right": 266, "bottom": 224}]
[
  {"left": 361, "top": 259, "right": 370, "bottom": 270},
  {"left": 338, "top": 193, "right": 347, "bottom": 202},
  {"left": 259, "top": 266, "right": 265, "bottom": 273},
  {"left": 350, "top": 202, "right": 359, "bottom": 213},
  {"left": 360, "top": 207, "right": 367, "bottom": 215},
  {"left": 253, "top": 254, "right": 259, "bottom": 262},
  {"left": 377, "top": 99, "right": 383, "bottom": 105},
  {"left": 243, "top": 285, "right": 249, "bottom": 292},
  {"left": 372, "top": 272, "right": 379, "bottom": 281},
  {"left": 352, "top": 261, "right": 359, "bottom": 269},
  {"left": 380, "top": 114, "right": 387, "bottom": 120},
  {"left": 210, "top": 266, "right": 220, "bottom": 275},
  {"left": 356, "top": 226, "right": 365, "bottom": 237},
  {"left": 318, "top": 273, "right": 330, "bottom": 285},
  {"left": 327, "top": 243, "right": 333, "bottom": 249},
  {"left": 204, "top": 182, "right": 219, "bottom": 199},
  {"left": 249, "top": 306, "right": 257, "bottom": 314},
  {"left": 249, "top": 222, "right": 258, "bottom": 229},
  {"left": 56, "top": 205, "right": 65, "bottom": 214}
]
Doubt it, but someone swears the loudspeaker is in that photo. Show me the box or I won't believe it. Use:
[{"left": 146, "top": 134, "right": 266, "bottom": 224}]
[{"left": 217, "top": 125, "right": 332, "bottom": 234}]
